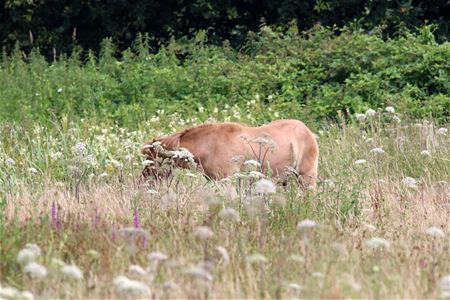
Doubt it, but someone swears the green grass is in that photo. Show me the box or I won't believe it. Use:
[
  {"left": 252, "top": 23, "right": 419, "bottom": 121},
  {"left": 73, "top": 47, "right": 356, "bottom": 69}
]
[{"left": 0, "top": 111, "right": 448, "bottom": 299}]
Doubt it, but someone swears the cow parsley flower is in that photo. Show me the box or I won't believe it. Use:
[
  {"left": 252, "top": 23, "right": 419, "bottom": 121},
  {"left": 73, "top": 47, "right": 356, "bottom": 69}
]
[
  {"left": 354, "top": 159, "right": 367, "bottom": 165},
  {"left": 254, "top": 179, "right": 276, "bottom": 194},
  {"left": 23, "top": 262, "right": 48, "bottom": 279},
  {"left": 5, "top": 157, "right": 15, "bottom": 166},
  {"left": 27, "top": 168, "right": 38, "bottom": 174},
  {"left": 148, "top": 251, "right": 168, "bottom": 262},
  {"left": 193, "top": 226, "right": 213, "bottom": 240},
  {"left": 183, "top": 266, "right": 213, "bottom": 281},
  {"left": 354, "top": 113, "right": 366, "bottom": 122},
  {"left": 219, "top": 208, "right": 241, "bottom": 223},
  {"left": 17, "top": 244, "right": 41, "bottom": 265},
  {"left": 437, "top": 128, "right": 448, "bottom": 136},
  {"left": 61, "top": 264, "right": 83, "bottom": 280},
  {"left": 425, "top": 227, "right": 445, "bottom": 238},
  {"left": 297, "top": 219, "right": 318, "bottom": 231},
  {"left": 370, "top": 147, "right": 385, "bottom": 155},
  {"left": 244, "top": 160, "right": 261, "bottom": 168},
  {"left": 385, "top": 106, "right": 395, "bottom": 114},
  {"left": 72, "top": 142, "right": 87, "bottom": 157},
  {"left": 402, "top": 177, "right": 418, "bottom": 189},
  {"left": 365, "top": 109, "right": 376, "bottom": 117},
  {"left": 246, "top": 253, "right": 268, "bottom": 264},
  {"left": 129, "top": 265, "right": 146, "bottom": 276},
  {"left": 420, "top": 150, "right": 431, "bottom": 157},
  {"left": 364, "top": 237, "right": 391, "bottom": 250},
  {"left": 113, "top": 275, "right": 150, "bottom": 298},
  {"left": 215, "top": 246, "right": 230, "bottom": 264}
]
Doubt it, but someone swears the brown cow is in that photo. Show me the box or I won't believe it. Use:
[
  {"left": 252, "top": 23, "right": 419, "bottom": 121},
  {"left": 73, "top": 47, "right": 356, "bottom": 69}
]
[{"left": 141, "top": 119, "right": 319, "bottom": 187}]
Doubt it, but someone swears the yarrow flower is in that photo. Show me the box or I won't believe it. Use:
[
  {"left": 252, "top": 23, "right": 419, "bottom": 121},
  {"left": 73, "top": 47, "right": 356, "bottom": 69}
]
[
  {"left": 246, "top": 253, "right": 268, "bottom": 264},
  {"left": 420, "top": 150, "right": 431, "bottom": 157},
  {"left": 365, "top": 109, "right": 376, "bottom": 117},
  {"left": 72, "top": 142, "right": 87, "bottom": 157},
  {"left": 364, "top": 237, "right": 391, "bottom": 250},
  {"left": 113, "top": 275, "right": 150, "bottom": 298},
  {"left": 128, "top": 265, "right": 146, "bottom": 276},
  {"left": 354, "top": 113, "right": 366, "bottom": 122},
  {"left": 402, "top": 177, "right": 418, "bottom": 189},
  {"left": 5, "top": 157, "right": 15, "bottom": 166},
  {"left": 17, "top": 244, "right": 41, "bottom": 265},
  {"left": 385, "top": 106, "right": 395, "bottom": 113},
  {"left": 61, "top": 264, "right": 83, "bottom": 280},
  {"left": 243, "top": 160, "right": 261, "bottom": 168},
  {"left": 254, "top": 179, "right": 276, "bottom": 194},
  {"left": 23, "top": 262, "right": 48, "bottom": 279},
  {"left": 193, "top": 226, "right": 213, "bottom": 240},
  {"left": 297, "top": 219, "right": 318, "bottom": 231},
  {"left": 370, "top": 147, "right": 385, "bottom": 155},
  {"left": 219, "top": 208, "right": 241, "bottom": 223},
  {"left": 424, "top": 227, "right": 445, "bottom": 238},
  {"left": 148, "top": 251, "right": 168, "bottom": 262},
  {"left": 437, "top": 128, "right": 448, "bottom": 136}
]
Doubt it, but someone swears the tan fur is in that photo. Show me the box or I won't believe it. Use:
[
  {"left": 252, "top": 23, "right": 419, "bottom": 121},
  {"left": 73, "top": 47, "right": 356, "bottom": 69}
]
[{"left": 142, "top": 119, "right": 319, "bottom": 187}]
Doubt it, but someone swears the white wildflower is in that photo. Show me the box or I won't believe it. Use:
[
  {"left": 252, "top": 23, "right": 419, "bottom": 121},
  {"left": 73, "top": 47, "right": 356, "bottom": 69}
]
[
  {"left": 98, "top": 172, "right": 108, "bottom": 178},
  {"left": 17, "top": 244, "right": 41, "bottom": 265},
  {"left": 183, "top": 266, "right": 213, "bottom": 281},
  {"left": 286, "top": 283, "right": 303, "bottom": 290},
  {"left": 50, "top": 151, "right": 63, "bottom": 161},
  {"left": 113, "top": 275, "right": 150, "bottom": 298},
  {"left": 0, "top": 286, "right": 20, "bottom": 299},
  {"left": 142, "top": 159, "right": 154, "bottom": 167},
  {"left": 27, "top": 168, "right": 38, "bottom": 174},
  {"left": 61, "top": 264, "right": 83, "bottom": 280},
  {"left": 215, "top": 246, "right": 230, "bottom": 264},
  {"left": 246, "top": 253, "right": 267, "bottom": 264},
  {"left": 83, "top": 154, "right": 97, "bottom": 166},
  {"left": 425, "top": 227, "right": 445, "bottom": 238},
  {"left": 125, "top": 154, "right": 134, "bottom": 161},
  {"left": 254, "top": 179, "right": 276, "bottom": 194},
  {"left": 5, "top": 157, "right": 15, "bottom": 166},
  {"left": 248, "top": 171, "right": 265, "bottom": 179},
  {"left": 23, "top": 262, "right": 48, "bottom": 279},
  {"left": 323, "top": 179, "right": 335, "bottom": 188},
  {"left": 193, "top": 226, "right": 213, "bottom": 240},
  {"left": 297, "top": 219, "right": 318, "bottom": 231},
  {"left": 364, "top": 224, "right": 377, "bottom": 232},
  {"left": 437, "top": 128, "right": 448, "bottom": 136},
  {"left": 145, "top": 189, "right": 159, "bottom": 195},
  {"left": 392, "top": 115, "right": 401, "bottom": 123},
  {"left": 148, "top": 251, "right": 168, "bottom": 262},
  {"left": 365, "top": 109, "right": 376, "bottom": 117},
  {"left": 219, "top": 208, "right": 241, "bottom": 223},
  {"left": 128, "top": 265, "right": 146, "bottom": 276},
  {"left": 370, "top": 147, "right": 385, "bottom": 155},
  {"left": 402, "top": 177, "right": 418, "bottom": 189},
  {"left": 243, "top": 160, "right": 261, "bottom": 168},
  {"left": 72, "top": 142, "right": 87, "bottom": 157},
  {"left": 385, "top": 106, "right": 395, "bottom": 113},
  {"left": 107, "top": 159, "right": 123, "bottom": 169},
  {"left": 421, "top": 150, "right": 431, "bottom": 157},
  {"left": 364, "top": 237, "right": 391, "bottom": 250},
  {"left": 354, "top": 159, "right": 367, "bottom": 165},
  {"left": 57, "top": 88, "right": 62, "bottom": 93},
  {"left": 354, "top": 113, "right": 366, "bottom": 122}
]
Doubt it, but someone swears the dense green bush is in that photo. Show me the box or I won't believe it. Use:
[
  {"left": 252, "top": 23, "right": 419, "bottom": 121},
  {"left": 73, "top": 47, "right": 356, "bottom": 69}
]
[{"left": 0, "top": 26, "right": 448, "bottom": 127}]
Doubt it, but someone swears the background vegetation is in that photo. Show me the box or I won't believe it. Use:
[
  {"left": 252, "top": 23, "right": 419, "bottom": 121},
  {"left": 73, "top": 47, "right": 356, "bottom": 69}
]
[{"left": 1, "top": 25, "right": 449, "bottom": 127}]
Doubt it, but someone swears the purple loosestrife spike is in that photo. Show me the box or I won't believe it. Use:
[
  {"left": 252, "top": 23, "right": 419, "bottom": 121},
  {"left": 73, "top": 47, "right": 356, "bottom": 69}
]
[
  {"left": 51, "top": 201, "right": 60, "bottom": 231},
  {"left": 134, "top": 208, "right": 140, "bottom": 228}
]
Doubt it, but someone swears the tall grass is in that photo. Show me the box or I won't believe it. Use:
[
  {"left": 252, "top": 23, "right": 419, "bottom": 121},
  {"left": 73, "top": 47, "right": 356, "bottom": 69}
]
[{"left": 0, "top": 109, "right": 448, "bottom": 298}]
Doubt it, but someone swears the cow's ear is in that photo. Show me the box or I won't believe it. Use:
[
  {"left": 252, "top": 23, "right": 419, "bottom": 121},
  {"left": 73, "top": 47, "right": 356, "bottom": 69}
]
[{"left": 160, "top": 132, "right": 182, "bottom": 150}]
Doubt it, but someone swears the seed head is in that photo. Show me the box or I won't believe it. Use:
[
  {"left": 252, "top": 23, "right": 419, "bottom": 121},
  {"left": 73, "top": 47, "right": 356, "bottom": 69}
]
[{"left": 254, "top": 179, "right": 276, "bottom": 194}]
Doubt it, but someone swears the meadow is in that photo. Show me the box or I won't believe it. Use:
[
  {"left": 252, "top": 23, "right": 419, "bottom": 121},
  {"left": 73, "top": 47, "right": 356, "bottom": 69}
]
[{"left": 0, "top": 26, "right": 449, "bottom": 299}]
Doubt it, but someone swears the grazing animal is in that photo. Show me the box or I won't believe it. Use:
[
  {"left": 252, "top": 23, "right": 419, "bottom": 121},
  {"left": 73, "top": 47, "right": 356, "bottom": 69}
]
[{"left": 141, "top": 119, "right": 319, "bottom": 187}]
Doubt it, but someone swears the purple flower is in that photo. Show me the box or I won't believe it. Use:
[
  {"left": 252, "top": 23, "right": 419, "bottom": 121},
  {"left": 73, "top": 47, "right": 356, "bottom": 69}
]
[
  {"left": 133, "top": 208, "right": 140, "bottom": 228},
  {"left": 51, "top": 201, "right": 60, "bottom": 231}
]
